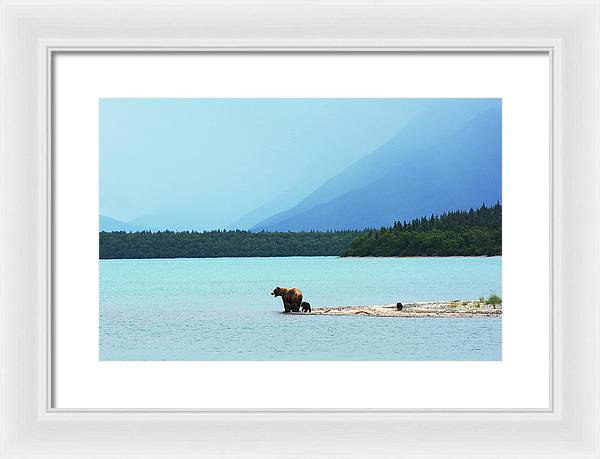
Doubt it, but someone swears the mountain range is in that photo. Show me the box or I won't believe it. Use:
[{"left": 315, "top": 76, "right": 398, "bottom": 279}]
[
  {"left": 101, "top": 103, "right": 501, "bottom": 233},
  {"left": 251, "top": 106, "right": 501, "bottom": 231},
  {"left": 99, "top": 215, "right": 142, "bottom": 232}
]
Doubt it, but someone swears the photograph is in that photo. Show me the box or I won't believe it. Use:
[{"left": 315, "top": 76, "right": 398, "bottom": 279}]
[
  {"left": 99, "top": 98, "right": 502, "bottom": 361},
  {"left": 8, "top": 0, "right": 600, "bottom": 454}
]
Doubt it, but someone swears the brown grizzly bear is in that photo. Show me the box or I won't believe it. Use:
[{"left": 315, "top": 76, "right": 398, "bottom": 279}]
[{"left": 271, "top": 286, "right": 303, "bottom": 313}]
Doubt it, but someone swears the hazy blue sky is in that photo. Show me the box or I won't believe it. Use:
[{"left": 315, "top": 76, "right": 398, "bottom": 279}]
[{"left": 100, "top": 98, "right": 496, "bottom": 230}]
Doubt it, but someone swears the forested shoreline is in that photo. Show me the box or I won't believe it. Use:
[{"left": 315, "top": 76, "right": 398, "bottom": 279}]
[
  {"left": 100, "top": 229, "right": 361, "bottom": 259},
  {"left": 99, "top": 204, "right": 501, "bottom": 259},
  {"left": 342, "top": 203, "right": 501, "bottom": 257}
]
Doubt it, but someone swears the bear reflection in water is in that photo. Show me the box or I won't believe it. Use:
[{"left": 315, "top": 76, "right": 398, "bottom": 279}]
[{"left": 271, "top": 286, "right": 305, "bottom": 313}]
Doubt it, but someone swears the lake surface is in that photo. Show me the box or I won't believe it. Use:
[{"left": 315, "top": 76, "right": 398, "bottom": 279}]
[{"left": 100, "top": 256, "right": 502, "bottom": 361}]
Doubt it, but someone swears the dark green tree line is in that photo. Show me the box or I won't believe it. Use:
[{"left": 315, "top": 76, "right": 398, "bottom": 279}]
[
  {"left": 99, "top": 203, "right": 501, "bottom": 259},
  {"left": 342, "top": 203, "right": 501, "bottom": 257},
  {"left": 100, "top": 229, "right": 361, "bottom": 259}
]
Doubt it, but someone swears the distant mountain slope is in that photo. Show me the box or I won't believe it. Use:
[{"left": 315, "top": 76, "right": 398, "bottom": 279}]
[
  {"left": 226, "top": 177, "right": 323, "bottom": 230},
  {"left": 253, "top": 106, "right": 501, "bottom": 231},
  {"left": 100, "top": 215, "right": 141, "bottom": 232}
]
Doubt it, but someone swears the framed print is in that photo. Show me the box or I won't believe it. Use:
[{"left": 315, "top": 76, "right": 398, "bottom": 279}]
[
  {"left": 1, "top": 0, "right": 599, "bottom": 458},
  {"left": 52, "top": 52, "right": 549, "bottom": 410}
]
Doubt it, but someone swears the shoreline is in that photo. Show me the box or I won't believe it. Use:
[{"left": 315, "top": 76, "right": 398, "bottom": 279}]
[
  {"left": 100, "top": 254, "right": 502, "bottom": 261},
  {"left": 302, "top": 300, "right": 502, "bottom": 318}
]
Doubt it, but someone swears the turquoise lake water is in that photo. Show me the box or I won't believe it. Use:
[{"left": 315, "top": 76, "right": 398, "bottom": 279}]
[{"left": 100, "top": 256, "right": 502, "bottom": 361}]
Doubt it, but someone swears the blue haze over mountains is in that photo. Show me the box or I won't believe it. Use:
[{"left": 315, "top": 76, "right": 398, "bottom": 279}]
[
  {"left": 100, "top": 99, "right": 501, "bottom": 232},
  {"left": 251, "top": 103, "right": 501, "bottom": 231}
]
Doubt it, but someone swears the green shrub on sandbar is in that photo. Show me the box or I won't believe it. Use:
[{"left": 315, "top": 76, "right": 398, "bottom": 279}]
[{"left": 485, "top": 294, "right": 502, "bottom": 305}]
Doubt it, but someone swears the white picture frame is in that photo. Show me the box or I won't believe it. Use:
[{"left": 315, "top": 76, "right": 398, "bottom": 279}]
[{"left": 0, "top": 0, "right": 598, "bottom": 457}]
